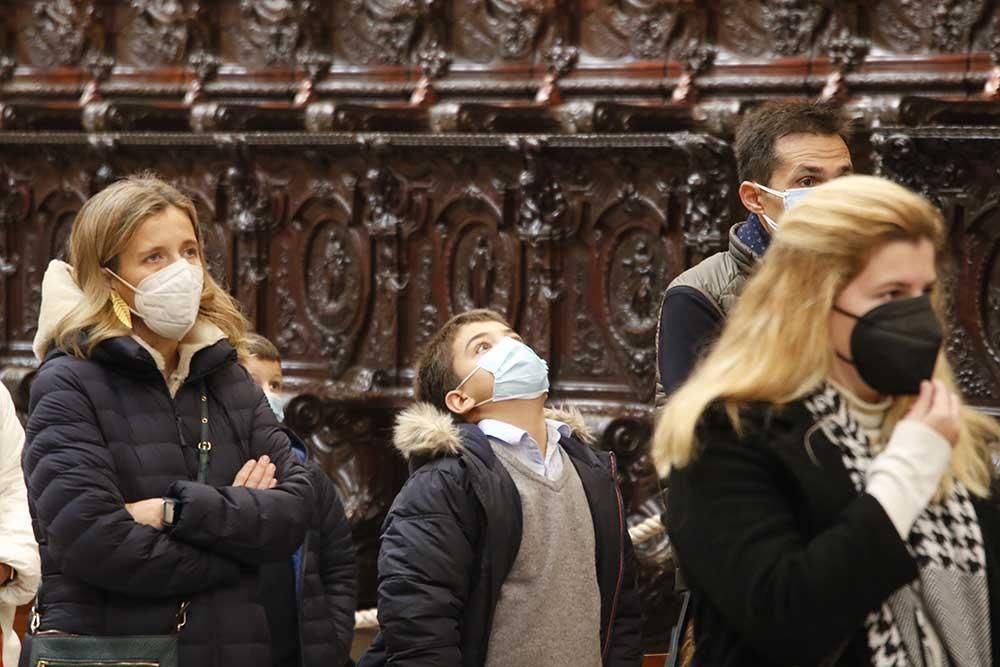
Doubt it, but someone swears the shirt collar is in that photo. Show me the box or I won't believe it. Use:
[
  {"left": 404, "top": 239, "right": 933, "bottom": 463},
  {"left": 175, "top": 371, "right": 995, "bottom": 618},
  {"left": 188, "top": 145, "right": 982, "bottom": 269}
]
[{"left": 478, "top": 418, "right": 570, "bottom": 445}]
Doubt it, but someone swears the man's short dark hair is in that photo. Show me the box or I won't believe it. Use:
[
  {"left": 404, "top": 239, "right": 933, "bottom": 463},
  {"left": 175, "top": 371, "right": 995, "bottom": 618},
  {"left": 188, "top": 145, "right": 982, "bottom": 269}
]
[
  {"left": 414, "top": 309, "right": 509, "bottom": 415},
  {"left": 239, "top": 332, "right": 281, "bottom": 364},
  {"left": 734, "top": 101, "right": 852, "bottom": 185}
]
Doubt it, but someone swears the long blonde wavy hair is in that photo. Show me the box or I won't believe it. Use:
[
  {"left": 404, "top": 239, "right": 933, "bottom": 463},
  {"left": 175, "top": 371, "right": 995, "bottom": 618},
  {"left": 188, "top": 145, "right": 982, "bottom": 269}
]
[
  {"left": 54, "top": 175, "right": 248, "bottom": 357},
  {"left": 652, "top": 175, "right": 999, "bottom": 499}
]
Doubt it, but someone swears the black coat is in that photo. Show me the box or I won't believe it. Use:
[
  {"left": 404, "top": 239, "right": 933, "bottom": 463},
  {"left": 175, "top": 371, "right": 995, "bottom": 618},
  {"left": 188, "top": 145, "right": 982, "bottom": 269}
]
[
  {"left": 358, "top": 404, "right": 643, "bottom": 667},
  {"left": 20, "top": 335, "right": 314, "bottom": 667},
  {"left": 667, "top": 399, "right": 1000, "bottom": 666},
  {"left": 295, "top": 435, "right": 358, "bottom": 667}
]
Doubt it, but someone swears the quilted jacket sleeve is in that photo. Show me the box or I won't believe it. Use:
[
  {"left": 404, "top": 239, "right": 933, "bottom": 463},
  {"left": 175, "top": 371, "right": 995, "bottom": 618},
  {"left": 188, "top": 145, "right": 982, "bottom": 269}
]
[
  {"left": 317, "top": 469, "right": 357, "bottom": 667},
  {"left": 376, "top": 463, "right": 479, "bottom": 666},
  {"left": 24, "top": 361, "right": 242, "bottom": 598},
  {"left": 167, "top": 391, "right": 313, "bottom": 564}
]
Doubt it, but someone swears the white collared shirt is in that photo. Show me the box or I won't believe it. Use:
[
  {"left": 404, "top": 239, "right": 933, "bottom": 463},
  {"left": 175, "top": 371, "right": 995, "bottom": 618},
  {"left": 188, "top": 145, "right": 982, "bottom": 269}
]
[{"left": 478, "top": 418, "right": 571, "bottom": 481}]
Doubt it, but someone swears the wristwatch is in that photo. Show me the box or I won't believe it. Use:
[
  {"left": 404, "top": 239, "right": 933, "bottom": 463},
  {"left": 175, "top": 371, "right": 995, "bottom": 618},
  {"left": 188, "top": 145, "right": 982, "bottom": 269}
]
[{"left": 162, "top": 498, "right": 180, "bottom": 528}]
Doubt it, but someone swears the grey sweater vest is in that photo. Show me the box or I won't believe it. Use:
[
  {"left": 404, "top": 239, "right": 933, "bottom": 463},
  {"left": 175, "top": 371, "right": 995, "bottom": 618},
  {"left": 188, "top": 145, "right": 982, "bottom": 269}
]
[{"left": 485, "top": 443, "right": 602, "bottom": 667}]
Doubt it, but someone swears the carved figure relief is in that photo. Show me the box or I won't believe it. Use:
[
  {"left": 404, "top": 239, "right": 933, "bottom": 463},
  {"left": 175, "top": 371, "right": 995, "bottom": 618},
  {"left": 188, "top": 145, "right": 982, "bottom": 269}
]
[
  {"left": 235, "top": 0, "right": 318, "bottom": 66},
  {"left": 718, "top": 0, "right": 827, "bottom": 58},
  {"left": 25, "top": 1, "right": 97, "bottom": 67},
  {"left": 580, "top": 0, "right": 695, "bottom": 60},
  {"left": 441, "top": 197, "right": 516, "bottom": 318},
  {"left": 872, "top": 0, "right": 988, "bottom": 53},
  {"left": 455, "top": 0, "right": 560, "bottom": 62},
  {"left": 333, "top": 0, "right": 436, "bottom": 66},
  {"left": 122, "top": 0, "right": 202, "bottom": 66}
]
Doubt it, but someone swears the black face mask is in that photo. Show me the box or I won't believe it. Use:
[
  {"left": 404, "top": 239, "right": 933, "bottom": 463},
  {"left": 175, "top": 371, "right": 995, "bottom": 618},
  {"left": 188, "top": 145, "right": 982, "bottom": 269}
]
[{"left": 833, "top": 294, "right": 943, "bottom": 396}]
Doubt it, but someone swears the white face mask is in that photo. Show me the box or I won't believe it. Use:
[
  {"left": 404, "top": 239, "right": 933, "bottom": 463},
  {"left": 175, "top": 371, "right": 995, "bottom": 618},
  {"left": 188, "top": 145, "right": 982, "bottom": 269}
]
[
  {"left": 265, "top": 391, "right": 287, "bottom": 423},
  {"left": 754, "top": 182, "right": 814, "bottom": 232},
  {"left": 106, "top": 259, "right": 204, "bottom": 341},
  {"left": 455, "top": 336, "right": 550, "bottom": 408}
]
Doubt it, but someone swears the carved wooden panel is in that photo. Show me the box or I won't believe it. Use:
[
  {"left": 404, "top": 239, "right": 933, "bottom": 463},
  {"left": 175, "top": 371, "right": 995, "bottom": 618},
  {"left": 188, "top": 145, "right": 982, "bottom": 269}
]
[
  {"left": 4, "top": 0, "right": 1000, "bottom": 652},
  {"left": 874, "top": 129, "right": 1000, "bottom": 410}
]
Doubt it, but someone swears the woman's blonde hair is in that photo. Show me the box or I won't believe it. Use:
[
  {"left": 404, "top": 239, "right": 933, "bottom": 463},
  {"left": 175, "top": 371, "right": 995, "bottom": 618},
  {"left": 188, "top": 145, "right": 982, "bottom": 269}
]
[
  {"left": 652, "top": 174, "right": 999, "bottom": 499},
  {"left": 54, "top": 174, "right": 248, "bottom": 356}
]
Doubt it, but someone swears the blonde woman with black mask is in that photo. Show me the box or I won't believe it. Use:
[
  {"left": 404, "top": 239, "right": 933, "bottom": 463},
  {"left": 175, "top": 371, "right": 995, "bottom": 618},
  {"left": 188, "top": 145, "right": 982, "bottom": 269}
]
[
  {"left": 20, "top": 176, "right": 312, "bottom": 667},
  {"left": 654, "top": 175, "right": 1000, "bottom": 666}
]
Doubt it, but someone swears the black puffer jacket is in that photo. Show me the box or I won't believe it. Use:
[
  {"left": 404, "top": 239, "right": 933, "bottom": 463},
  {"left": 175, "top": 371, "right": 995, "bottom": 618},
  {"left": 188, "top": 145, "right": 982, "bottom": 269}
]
[
  {"left": 20, "top": 325, "right": 313, "bottom": 667},
  {"left": 291, "top": 431, "right": 358, "bottom": 667},
  {"left": 359, "top": 404, "right": 643, "bottom": 667}
]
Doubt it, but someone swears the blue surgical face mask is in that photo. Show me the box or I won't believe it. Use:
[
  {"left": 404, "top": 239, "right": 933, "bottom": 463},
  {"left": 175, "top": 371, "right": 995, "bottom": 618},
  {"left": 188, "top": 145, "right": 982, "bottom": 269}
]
[
  {"left": 454, "top": 336, "right": 550, "bottom": 407},
  {"left": 754, "top": 183, "right": 814, "bottom": 232},
  {"left": 265, "top": 391, "right": 286, "bottom": 423}
]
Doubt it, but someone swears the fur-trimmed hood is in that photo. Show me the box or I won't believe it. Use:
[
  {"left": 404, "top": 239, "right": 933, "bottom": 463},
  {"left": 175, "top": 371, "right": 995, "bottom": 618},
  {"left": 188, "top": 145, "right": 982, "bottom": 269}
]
[{"left": 392, "top": 402, "right": 595, "bottom": 460}]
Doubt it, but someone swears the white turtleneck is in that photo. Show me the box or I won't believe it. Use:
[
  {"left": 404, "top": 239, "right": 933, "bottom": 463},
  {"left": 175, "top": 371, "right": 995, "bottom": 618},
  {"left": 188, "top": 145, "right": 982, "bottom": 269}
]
[{"left": 831, "top": 381, "right": 952, "bottom": 539}]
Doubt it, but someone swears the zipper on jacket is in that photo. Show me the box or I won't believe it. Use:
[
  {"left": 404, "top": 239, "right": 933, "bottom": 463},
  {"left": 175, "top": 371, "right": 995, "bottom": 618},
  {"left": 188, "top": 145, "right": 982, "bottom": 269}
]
[{"left": 601, "top": 452, "right": 626, "bottom": 661}]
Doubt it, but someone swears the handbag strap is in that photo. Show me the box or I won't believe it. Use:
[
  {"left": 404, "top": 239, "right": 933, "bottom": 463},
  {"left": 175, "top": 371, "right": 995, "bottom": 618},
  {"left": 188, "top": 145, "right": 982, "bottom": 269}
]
[
  {"left": 196, "top": 381, "right": 212, "bottom": 484},
  {"left": 31, "top": 586, "right": 191, "bottom": 635}
]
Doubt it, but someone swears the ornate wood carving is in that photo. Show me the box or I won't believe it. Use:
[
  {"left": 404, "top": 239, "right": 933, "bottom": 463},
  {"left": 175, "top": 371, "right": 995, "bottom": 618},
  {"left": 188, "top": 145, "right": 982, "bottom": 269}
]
[
  {"left": 332, "top": 0, "right": 439, "bottom": 67},
  {"left": 233, "top": 0, "right": 319, "bottom": 67},
  {"left": 121, "top": 0, "right": 206, "bottom": 67},
  {"left": 5, "top": 1, "right": 1000, "bottom": 653},
  {"left": 23, "top": 0, "right": 99, "bottom": 67}
]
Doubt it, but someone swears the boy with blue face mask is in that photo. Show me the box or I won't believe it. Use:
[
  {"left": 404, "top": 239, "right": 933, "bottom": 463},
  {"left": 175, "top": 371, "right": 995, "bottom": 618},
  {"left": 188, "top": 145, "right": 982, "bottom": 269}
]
[
  {"left": 239, "top": 334, "right": 358, "bottom": 667},
  {"left": 359, "top": 309, "right": 642, "bottom": 667}
]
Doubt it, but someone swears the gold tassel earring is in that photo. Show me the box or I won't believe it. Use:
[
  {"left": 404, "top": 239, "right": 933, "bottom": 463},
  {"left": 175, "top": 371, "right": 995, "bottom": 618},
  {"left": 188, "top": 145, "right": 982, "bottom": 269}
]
[{"left": 109, "top": 292, "right": 133, "bottom": 329}]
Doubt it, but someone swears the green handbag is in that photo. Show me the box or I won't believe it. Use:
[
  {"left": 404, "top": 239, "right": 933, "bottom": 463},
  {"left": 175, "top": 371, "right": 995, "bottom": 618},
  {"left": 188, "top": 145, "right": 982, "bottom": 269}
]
[{"left": 26, "top": 601, "right": 187, "bottom": 667}]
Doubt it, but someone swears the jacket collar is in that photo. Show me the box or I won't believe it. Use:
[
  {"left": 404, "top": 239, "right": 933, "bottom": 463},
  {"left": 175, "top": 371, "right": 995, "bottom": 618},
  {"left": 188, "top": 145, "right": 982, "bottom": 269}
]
[
  {"left": 392, "top": 402, "right": 597, "bottom": 472},
  {"left": 728, "top": 219, "right": 762, "bottom": 275},
  {"left": 85, "top": 333, "right": 236, "bottom": 385}
]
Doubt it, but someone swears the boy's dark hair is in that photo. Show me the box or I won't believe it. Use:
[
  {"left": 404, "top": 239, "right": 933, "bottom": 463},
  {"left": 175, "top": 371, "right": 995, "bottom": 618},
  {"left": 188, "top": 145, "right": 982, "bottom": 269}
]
[
  {"left": 734, "top": 101, "right": 853, "bottom": 185},
  {"left": 239, "top": 333, "right": 281, "bottom": 364},
  {"left": 415, "top": 309, "right": 509, "bottom": 415}
]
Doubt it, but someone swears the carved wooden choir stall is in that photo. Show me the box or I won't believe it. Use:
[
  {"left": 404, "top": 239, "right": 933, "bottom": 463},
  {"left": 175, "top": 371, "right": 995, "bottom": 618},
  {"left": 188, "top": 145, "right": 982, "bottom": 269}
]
[{"left": 1, "top": 0, "right": 999, "bottom": 651}]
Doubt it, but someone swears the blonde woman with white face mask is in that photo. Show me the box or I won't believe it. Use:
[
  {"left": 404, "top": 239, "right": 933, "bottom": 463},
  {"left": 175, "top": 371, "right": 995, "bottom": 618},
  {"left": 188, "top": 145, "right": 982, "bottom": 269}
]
[
  {"left": 19, "top": 175, "right": 313, "bottom": 667},
  {"left": 654, "top": 175, "right": 1000, "bottom": 667}
]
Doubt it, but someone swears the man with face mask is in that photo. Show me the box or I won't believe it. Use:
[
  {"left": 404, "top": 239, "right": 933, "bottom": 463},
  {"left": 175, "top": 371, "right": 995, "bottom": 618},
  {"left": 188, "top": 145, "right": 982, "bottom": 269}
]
[
  {"left": 359, "top": 309, "right": 642, "bottom": 667},
  {"left": 656, "top": 101, "right": 854, "bottom": 397}
]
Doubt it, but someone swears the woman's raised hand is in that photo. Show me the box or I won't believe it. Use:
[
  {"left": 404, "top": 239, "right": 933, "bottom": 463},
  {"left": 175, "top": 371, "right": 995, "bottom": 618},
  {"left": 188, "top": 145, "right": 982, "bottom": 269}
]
[{"left": 903, "top": 380, "right": 961, "bottom": 448}]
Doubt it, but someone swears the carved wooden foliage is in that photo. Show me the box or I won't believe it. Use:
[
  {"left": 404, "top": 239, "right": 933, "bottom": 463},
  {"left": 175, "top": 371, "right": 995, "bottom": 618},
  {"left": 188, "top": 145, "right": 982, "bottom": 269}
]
[{"left": 870, "top": 0, "right": 989, "bottom": 54}]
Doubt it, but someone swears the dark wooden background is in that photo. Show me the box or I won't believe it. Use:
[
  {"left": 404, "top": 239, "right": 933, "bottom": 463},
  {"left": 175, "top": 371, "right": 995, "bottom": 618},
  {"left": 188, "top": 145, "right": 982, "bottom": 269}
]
[{"left": 1, "top": 0, "right": 999, "bottom": 650}]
